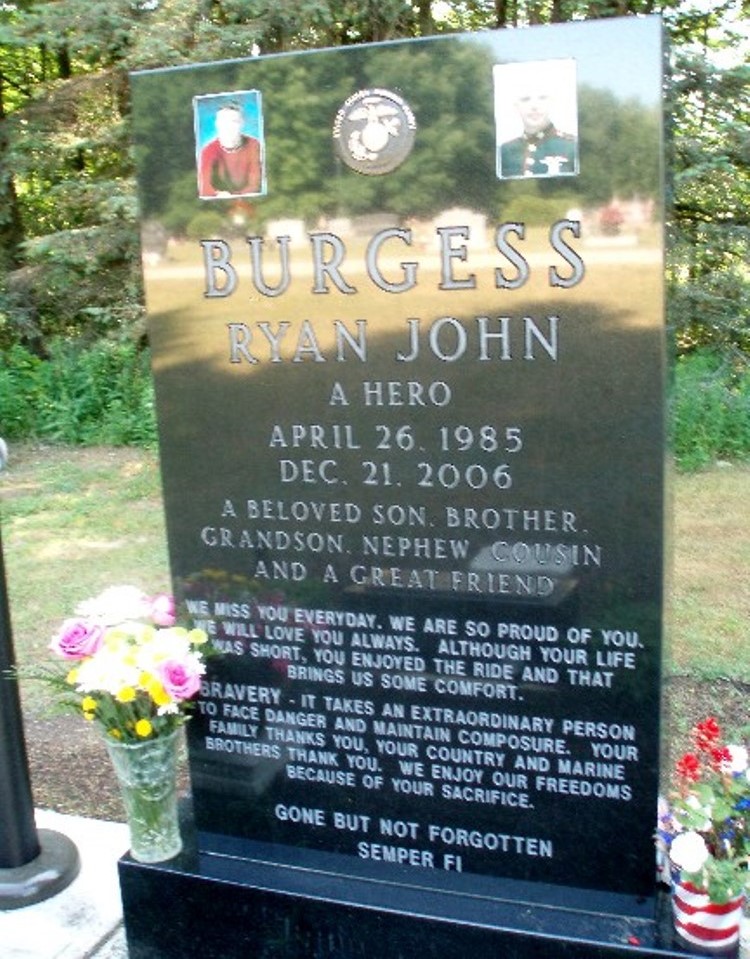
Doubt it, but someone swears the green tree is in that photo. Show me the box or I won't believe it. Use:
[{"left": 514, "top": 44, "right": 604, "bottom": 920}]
[
  {"left": 0, "top": 1, "right": 43, "bottom": 348},
  {"left": 667, "top": 36, "right": 749, "bottom": 358}
]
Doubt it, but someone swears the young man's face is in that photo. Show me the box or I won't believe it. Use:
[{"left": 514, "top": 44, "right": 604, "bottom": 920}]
[
  {"left": 215, "top": 107, "right": 243, "bottom": 148},
  {"left": 515, "top": 91, "right": 551, "bottom": 135}
]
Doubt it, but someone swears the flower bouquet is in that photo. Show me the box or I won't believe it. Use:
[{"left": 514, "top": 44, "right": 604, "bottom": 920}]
[
  {"left": 45, "top": 585, "right": 210, "bottom": 862},
  {"left": 661, "top": 717, "right": 750, "bottom": 954}
]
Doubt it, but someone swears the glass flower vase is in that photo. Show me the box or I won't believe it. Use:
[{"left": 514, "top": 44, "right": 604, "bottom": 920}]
[{"left": 105, "top": 729, "right": 183, "bottom": 863}]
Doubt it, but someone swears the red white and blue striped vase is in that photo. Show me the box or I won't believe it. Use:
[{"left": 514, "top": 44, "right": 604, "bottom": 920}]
[{"left": 672, "top": 879, "right": 745, "bottom": 956}]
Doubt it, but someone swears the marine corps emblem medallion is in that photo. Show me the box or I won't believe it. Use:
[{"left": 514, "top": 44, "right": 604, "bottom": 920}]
[{"left": 333, "top": 89, "right": 416, "bottom": 175}]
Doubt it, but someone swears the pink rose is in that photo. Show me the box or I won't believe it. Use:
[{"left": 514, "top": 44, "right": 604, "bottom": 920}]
[
  {"left": 150, "top": 594, "right": 176, "bottom": 627},
  {"left": 156, "top": 659, "right": 202, "bottom": 701},
  {"left": 50, "top": 618, "right": 105, "bottom": 660}
]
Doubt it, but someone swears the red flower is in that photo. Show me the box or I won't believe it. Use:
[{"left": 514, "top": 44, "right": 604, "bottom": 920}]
[
  {"left": 676, "top": 752, "right": 701, "bottom": 782},
  {"left": 709, "top": 745, "right": 732, "bottom": 771},
  {"left": 692, "top": 717, "right": 721, "bottom": 752}
]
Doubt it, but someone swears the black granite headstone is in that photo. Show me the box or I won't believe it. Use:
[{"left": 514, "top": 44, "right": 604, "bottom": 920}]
[{"left": 124, "top": 16, "right": 671, "bottom": 957}]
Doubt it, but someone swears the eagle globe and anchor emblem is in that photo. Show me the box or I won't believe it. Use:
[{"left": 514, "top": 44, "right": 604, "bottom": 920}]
[{"left": 333, "top": 88, "right": 417, "bottom": 175}]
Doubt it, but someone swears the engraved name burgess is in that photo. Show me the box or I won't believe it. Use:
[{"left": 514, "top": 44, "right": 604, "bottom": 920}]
[{"left": 201, "top": 220, "right": 584, "bottom": 298}]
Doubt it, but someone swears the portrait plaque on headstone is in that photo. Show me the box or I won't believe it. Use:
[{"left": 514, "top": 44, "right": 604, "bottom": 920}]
[{"left": 126, "top": 14, "right": 669, "bottom": 955}]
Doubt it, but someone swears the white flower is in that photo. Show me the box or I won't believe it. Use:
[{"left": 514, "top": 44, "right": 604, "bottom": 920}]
[
  {"left": 670, "top": 831, "right": 710, "bottom": 874},
  {"left": 134, "top": 627, "right": 193, "bottom": 673},
  {"left": 722, "top": 744, "right": 749, "bottom": 775},
  {"left": 76, "top": 586, "right": 151, "bottom": 625},
  {"left": 74, "top": 647, "right": 140, "bottom": 696},
  {"left": 157, "top": 701, "right": 180, "bottom": 717}
]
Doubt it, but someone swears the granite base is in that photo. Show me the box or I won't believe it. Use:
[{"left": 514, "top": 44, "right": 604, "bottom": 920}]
[{"left": 118, "top": 813, "right": 691, "bottom": 959}]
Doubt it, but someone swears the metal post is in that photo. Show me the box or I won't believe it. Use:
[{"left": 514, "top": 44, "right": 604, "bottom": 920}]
[
  {"left": 0, "top": 447, "right": 80, "bottom": 909},
  {"left": 0, "top": 525, "right": 41, "bottom": 867}
]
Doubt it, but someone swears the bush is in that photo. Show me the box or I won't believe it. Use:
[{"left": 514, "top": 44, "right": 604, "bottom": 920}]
[
  {"left": 0, "top": 340, "right": 156, "bottom": 446},
  {"left": 0, "top": 344, "right": 44, "bottom": 436},
  {"left": 671, "top": 350, "right": 750, "bottom": 470}
]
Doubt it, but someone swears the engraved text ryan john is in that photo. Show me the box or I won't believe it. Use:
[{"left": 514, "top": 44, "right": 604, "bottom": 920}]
[{"left": 199, "top": 221, "right": 585, "bottom": 365}]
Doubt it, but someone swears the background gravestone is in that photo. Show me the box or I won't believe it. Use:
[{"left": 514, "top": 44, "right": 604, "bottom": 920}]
[{"left": 123, "top": 16, "right": 673, "bottom": 957}]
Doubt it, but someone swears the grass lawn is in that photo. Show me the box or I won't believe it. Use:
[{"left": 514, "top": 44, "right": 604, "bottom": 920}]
[
  {"left": 0, "top": 443, "right": 748, "bottom": 818},
  {"left": 671, "top": 464, "right": 750, "bottom": 682}
]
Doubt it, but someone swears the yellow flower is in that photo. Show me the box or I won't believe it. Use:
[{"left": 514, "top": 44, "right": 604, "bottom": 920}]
[
  {"left": 188, "top": 628, "right": 208, "bottom": 646},
  {"left": 142, "top": 673, "right": 172, "bottom": 707},
  {"left": 135, "top": 719, "right": 153, "bottom": 738},
  {"left": 81, "top": 695, "right": 98, "bottom": 714},
  {"left": 151, "top": 683, "right": 173, "bottom": 708},
  {"left": 104, "top": 627, "right": 127, "bottom": 649},
  {"left": 115, "top": 686, "right": 136, "bottom": 703},
  {"left": 108, "top": 729, "right": 122, "bottom": 739},
  {"left": 134, "top": 624, "right": 155, "bottom": 646},
  {"left": 66, "top": 668, "right": 79, "bottom": 685}
]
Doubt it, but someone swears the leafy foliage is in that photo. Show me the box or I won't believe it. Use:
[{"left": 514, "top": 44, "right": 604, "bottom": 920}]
[
  {"left": 0, "top": 340, "right": 156, "bottom": 445},
  {"left": 671, "top": 349, "right": 750, "bottom": 470}
]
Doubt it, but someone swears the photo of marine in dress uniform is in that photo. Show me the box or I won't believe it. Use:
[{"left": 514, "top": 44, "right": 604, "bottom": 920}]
[
  {"left": 494, "top": 59, "right": 579, "bottom": 180},
  {"left": 194, "top": 91, "right": 266, "bottom": 199}
]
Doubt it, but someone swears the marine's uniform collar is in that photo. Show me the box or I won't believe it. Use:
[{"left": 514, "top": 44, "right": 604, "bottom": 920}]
[{"left": 523, "top": 123, "right": 557, "bottom": 145}]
